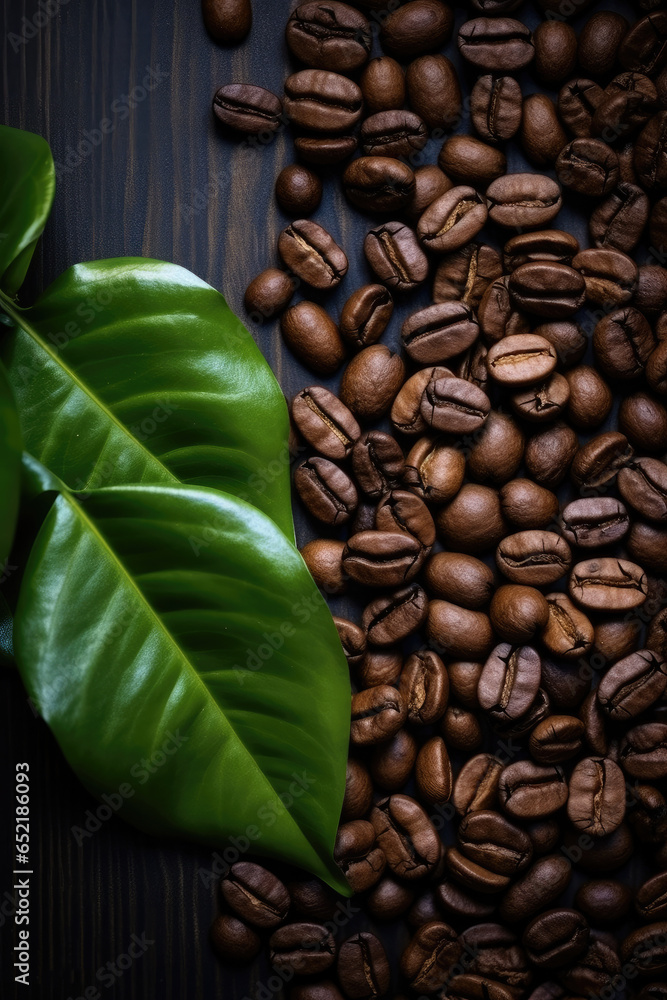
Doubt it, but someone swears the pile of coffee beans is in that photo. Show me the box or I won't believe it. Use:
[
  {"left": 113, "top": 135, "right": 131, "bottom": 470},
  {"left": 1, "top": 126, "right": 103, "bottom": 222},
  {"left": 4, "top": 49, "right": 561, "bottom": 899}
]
[{"left": 210, "top": 2, "right": 667, "bottom": 998}]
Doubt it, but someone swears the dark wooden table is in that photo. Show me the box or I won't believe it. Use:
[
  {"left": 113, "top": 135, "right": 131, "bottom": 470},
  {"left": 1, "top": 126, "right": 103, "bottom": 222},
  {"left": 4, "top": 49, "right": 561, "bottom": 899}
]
[{"left": 1, "top": 0, "right": 644, "bottom": 997}]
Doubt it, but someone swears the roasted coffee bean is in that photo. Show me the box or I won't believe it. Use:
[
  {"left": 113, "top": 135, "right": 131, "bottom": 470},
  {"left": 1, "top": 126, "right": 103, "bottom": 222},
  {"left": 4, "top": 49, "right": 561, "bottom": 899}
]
[
  {"left": 499, "top": 761, "right": 568, "bottom": 819},
  {"left": 380, "top": 0, "right": 453, "bottom": 59},
  {"left": 651, "top": 195, "right": 667, "bottom": 249},
  {"left": 360, "top": 110, "right": 428, "bottom": 160},
  {"left": 334, "top": 617, "right": 367, "bottom": 667},
  {"left": 350, "top": 684, "right": 407, "bottom": 746},
  {"left": 391, "top": 366, "right": 452, "bottom": 436},
  {"left": 453, "top": 754, "right": 503, "bottom": 817},
  {"left": 466, "top": 412, "right": 524, "bottom": 486},
  {"left": 593, "top": 90, "right": 655, "bottom": 144},
  {"left": 269, "top": 923, "right": 336, "bottom": 975},
  {"left": 619, "top": 11, "right": 667, "bottom": 75},
  {"left": 203, "top": 0, "right": 251, "bottom": 43},
  {"left": 294, "top": 135, "right": 357, "bottom": 165},
  {"left": 567, "top": 756, "right": 626, "bottom": 837},
  {"left": 294, "top": 456, "right": 357, "bottom": 524},
  {"left": 342, "top": 759, "right": 373, "bottom": 822},
  {"left": 210, "top": 914, "right": 261, "bottom": 963},
  {"left": 342, "top": 531, "right": 424, "bottom": 588},
  {"left": 340, "top": 285, "right": 393, "bottom": 350},
  {"left": 424, "top": 552, "right": 494, "bottom": 610},
  {"left": 458, "top": 18, "right": 533, "bottom": 72},
  {"left": 637, "top": 872, "right": 667, "bottom": 921},
  {"left": 559, "top": 78, "right": 605, "bottom": 138},
  {"left": 343, "top": 157, "right": 415, "bottom": 215},
  {"left": 635, "top": 112, "right": 667, "bottom": 193},
  {"left": 647, "top": 340, "right": 667, "bottom": 395},
  {"left": 570, "top": 431, "right": 634, "bottom": 490},
  {"left": 446, "top": 975, "right": 515, "bottom": 1000},
  {"left": 351, "top": 431, "right": 403, "bottom": 500},
  {"left": 593, "top": 306, "right": 656, "bottom": 380},
  {"left": 565, "top": 365, "right": 613, "bottom": 430},
  {"left": 469, "top": 0, "right": 523, "bottom": 10},
  {"left": 561, "top": 497, "right": 630, "bottom": 548},
  {"left": 621, "top": 921, "right": 667, "bottom": 975},
  {"left": 575, "top": 880, "right": 633, "bottom": 925},
  {"left": 443, "top": 705, "right": 484, "bottom": 752},
  {"left": 278, "top": 220, "right": 347, "bottom": 290},
  {"left": 371, "top": 795, "right": 441, "bottom": 880},
  {"left": 367, "top": 876, "right": 415, "bottom": 921},
  {"left": 448, "top": 661, "right": 484, "bottom": 709},
  {"left": 490, "top": 586, "right": 549, "bottom": 645},
  {"left": 636, "top": 264, "right": 667, "bottom": 318},
  {"left": 408, "top": 891, "right": 444, "bottom": 928},
  {"left": 362, "top": 584, "right": 429, "bottom": 646},
  {"left": 524, "top": 422, "right": 578, "bottom": 489},
  {"left": 276, "top": 165, "right": 322, "bottom": 217},
  {"left": 418, "top": 186, "right": 488, "bottom": 255},
  {"left": 496, "top": 531, "right": 571, "bottom": 587},
  {"left": 438, "top": 136, "right": 506, "bottom": 188},
  {"left": 534, "top": 320, "right": 586, "bottom": 368},
  {"left": 561, "top": 939, "right": 622, "bottom": 996},
  {"left": 459, "top": 811, "right": 532, "bottom": 876},
  {"left": 541, "top": 657, "right": 591, "bottom": 711},
  {"left": 573, "top": 823, "right": 635, "bottom": 874},
  {"left": 509, "top": 262, "right": 585, "bottom": 319},
  {"left": 627, "top": 785, "right": 667, "bottom": 845},
  {"left": 301, "top": 539, "right": 347, "bottom": 595},
  {"left": 533, "top": 20, "right": 577, "bottom": 86},
  {"left": 285, "top": 2, "right": 371, "bottom": 73},
  {"left": 510, "top": 373, "right": 570, "bottom": 424},
  {"left": 433, "top": 243, "right": 502, "bottom": 309},
  {"left": 357, "top": 646, "right": 403, "bottom": 689},
  {"left": 436, "top": 883, "right": 496, "bottom": 924},
  {"left": 376, "top": 489, "right": 435, "bottom": 549},
  {"left": 618, "top": 458, "right": 667, "bottom": 522},
  {"left": 520, "top": 94, "right": 568, "bottom": 168},
  {"left": 360, "top": 57, "right": 405, "bottom": 116},
  {"left": 337, "top": 932, "right": 390, "bottom": 1000},
  {"left": 573, "top": 248, "right": 638, "bottom": 306},
  {"left": 523, "top": 910, "right": 589, "bottom": 969},
  {"left": 364, "top": 221, "right": 428, "bottom": 292},
  {"left": 620, "top": 723, "right": 667, "bottom": 779},
  {"left": 407, "top": 54, "right": 461, "bottom": 132},
  {"left": 630, "top": 522, "right": 667, "bottom": 573},
  {"left": 529, "top": 714, "right": 585, "bottom": 763},
  {"left": 487, "top": 334, "right": 558, "bottom": 388},
  {"left": 499, "top": 855, "right": 572, "bottom": 924},
  {"left": 445, "top": 846, "right": 511, "bottom": 894},
  {"left": 292, "top": 387, "right": 360, "bottom": 460},
  {"left": 399, "top": 650, "right": 448, "bottom": 725},
  {"left": 470, "top": 75, "right": 522, "bottom": 144},
  {"left": 221, "top": 862, "right": 290, "bottom": 928},
  {"left": 455, "top": 341, "right": 490, "bottom": 392},
  {"left": 579, "top": 12, "right": 628, "bottom": 78},
  {"left": 244, "top": 268, "right": 296, "bottom": 320},
  {"left": 570, "top": 557, "right": 648, "bottom": 611},
  {"left": 461, "top": 924, "right": 532, "bottom": 992},
  {"left": 404, "top": 438, "right": 465, "bottom": 504},
  {"left": 556, "top": 138, "right": 619, "bottom": 197},
  {"left": 487, "top": 174, "right": 562, "bottom": 229},
  {"left": 427, "top": 600, "right": 494, "bottom": 661},
  {"left": 421, "top": 374, "right": 491, "bottom": 434},
  {"left": 340, "top": 345, "right": 405, "bottom": 422},
  {"left": 212, "top": 84, "right": 281, "bottom": 133},
  {"left": 595, "top": 619, "right": 641, "bottom": 664},
  {"left": 291, "top": 985, "right": 344, "bottom": 1000},
  {"left": 478, "top": 643, "right": 542, "bottom": 720},
  {"left": 437, "top": 484, "right": 509, "bottom": 554},
  {"left": 620, "top": 392, "right": 667, "bottom": 453},
  {"left": 401, "top": 302, "right": 479, "bottom": 365},
  {"left": 500, "top": 479, "right": 559, "bottom": 530},
  {"left": 400, "top": 922, "right": 461, "bottom": 994},
  {"left": 408, "top": 165, "right": 454, "bottom": 221},
  {"left": 477, "top": 276, "right": 530, "bottom": 343},
  {"left": 416, "top": 736, "right": 453, "bottom": 805},
  {"left": 590, "top": 183, "right": 651, "bottom": 254},
  {"left": 503, "top": 230, "right": 579, "bottom": 272},
  {"left": 283, "top": 70, "right": 363, "bottom": 133}
]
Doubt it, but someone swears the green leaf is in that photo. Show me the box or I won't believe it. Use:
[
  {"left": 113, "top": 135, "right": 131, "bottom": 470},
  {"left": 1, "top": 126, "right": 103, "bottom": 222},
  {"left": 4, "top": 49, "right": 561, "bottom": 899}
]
[
  {"left": 15, "top": 464, "right": 350, "bottom": 892},
  {"left": 0, "top": 362, "right": 22, "bottom": 569},
  {"left": 0, "top": 125, "right": 55, "bottom": 297},
  {"left": 1, "top": 259, "right": 294, "bottom": 538}
]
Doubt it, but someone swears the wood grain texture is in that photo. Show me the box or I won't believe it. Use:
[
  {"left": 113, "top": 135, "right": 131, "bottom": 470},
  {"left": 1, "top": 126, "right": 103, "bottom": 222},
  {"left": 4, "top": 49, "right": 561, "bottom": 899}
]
[{"left": 1, "top": 0, "right": 643, "bottom": 997}]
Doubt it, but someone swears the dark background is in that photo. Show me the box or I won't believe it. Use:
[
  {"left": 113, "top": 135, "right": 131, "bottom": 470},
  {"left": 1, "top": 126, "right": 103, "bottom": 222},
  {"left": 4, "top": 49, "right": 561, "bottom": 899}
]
[{"left": 0, "top": 0, "right": 648, "bottom": 998}]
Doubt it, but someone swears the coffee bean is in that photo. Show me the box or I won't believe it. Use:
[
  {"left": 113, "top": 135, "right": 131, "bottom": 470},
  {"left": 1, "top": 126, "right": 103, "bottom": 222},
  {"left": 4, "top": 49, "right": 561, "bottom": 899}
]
[
  {"left": 458, "top": 17, "right": 534, "bottom": 72},
  {"left": 244, "top": 268, "right": 296, "bottom": 319},
  {"left": 391, "top": 366, "right": 452, "bottom": 436},
  {"left": 285, "top": 2, "right": 371, "bottom": 73},
  {"left": 574, "top": 823, "right": 635, "bottom": 873},
  {"left": 556, "top": 138, "right": 619, "bottom": 197},
  {"left": 500, "top": 479, "right": 559, "bottom": 530},
  {"left": 417, "top": 186, "right": 488, "bottom": 255},
  {"left": 499, "top": 856, "right": 572, "bottom": 923},
  {"left": 210, "top": 914, "right": 261, "bottom": 962},
  {"left": 455, "top": 341, "right": 490, "bottom": 393},
  {"left": 503, "top": 230, "right": 579, "bottom": 272},
  {"left": 569, "top": 557, "right": 648, "bottom": 611},
  {"left": 360, "top": 57, "right": 405, "bottom": 116},
  {"left": 593, "top": 306, "right": 656, "bottom": 380},
  {"left": 637, "top": 872, "right": 667, "bottom": 921},
  {"left": 525, "top": 422, "right": 579, "bottom": 489},
  {"left": 360, "top": 110, "right": 428, "bottom": 159},
  {"left": 443, "top": 705, "right": 484, "bottom": 752},
  {"left": 570, "top": 431, "right": 634, "bottom": 490},
  {"left": 427, "top": 600, "right": 495, "bottom": 661},
  {"left": 575, "top": 880, "right": 633, "bottom": 925},
  {"left": 621, "top": 921, "right": 667, "bottom": 975},
  {"left": 533, "top": 320, "right": 586, "bottom": 367},
  {"left": 420, "top": 374, "right": 491, "bottom": 434},
  {"left": 301, "top": 539, "right": 346, "bottom": 595},
  {"left": 459, "top": 810, "right": 533, "bottom": 876},
  {"left": 619, "top": 12, "right": 667, "bottom": 75},
  {"left": 294, "top": 135, "right": 357, "bottom": 165},
  {"left": 362, "top": 584, "right": 429, "bottom": 646},
  {"left": 461, "top": 924, "right": 532, "bottom": 993},
  {"left": 579, "top": 12, "right": 628, "bottom": 78},
  {"left": 334, "top": 616, "right": 367, "bottom": 667},
  {"left": 618, "top": 457, "right": 667, "bottom": 522},
  {"left": 424, "top": 552, "right": 494, "bottom": 610},
  {"left": 371, "top": 729, "right": 417, "bottom": 792},
  {"left": 533, "top": 21, "right": 577, "bottom": 86},
  {"left": 340, "top": 345, "right": 405, "bottom": 421},
  {"left": 294, "top": 456, "right": 357, "bottom": 524},
  {"left": 343, "top": 157, "right": 415, "bottom": 214},
  {"left": 590, "top": 183, "right": 651, "bottom": 254},
  {"left": 292, "top": 386, "right": 360, "bottom": 460},
  {"left": 490, "top": 585, "right": 549, "bottom": 644},
  {"left": 406, "top": 55, "right": 461, "bottom": 132},
  {"left": 221, "top": 862, "right": 290, "bottom": 928},
  {"left": 276, "top": 165, "right": 322, "bottom": 216},
  {"left": 635, "top": 112, "right": 667, "bottom": 193},
  {"left": 401, "top": 302, "right": 479, "bottom": 364},
  {"left": 342, "top": 759, "right": 373, "bottom": 821},
  {"left": 340, "top": 285, "right": 393, "bottom": 350},
  {"left": 433, "top": 243, "right": 503, "bottom": 309},
  {"left": 437, "top": 484, "right": 509, "bottom": 554},
  {"left": 595, "top": 619, "right": 641, "bottom": 664},
  {"left": 438, "top": 136, "right": 506, "bottom": 188},
  {"left": 529, "top": 714, "right": 585, "bottom": 763},
  {"left": 357, "top": 646, "right": 402, "bottom": 689},
  {"left": 478, "top": 643, "right": 542, "bottom": 720},
  {"left": 291, "top": 985, "right": 344, "bottom": 1000},
  {"left": 520, "top": 94, "right": 568, "bottom": 168},
  {"left": 408, "top": 166, "right": 454, "bottom": 221},
  {"left": 446, "top": 975, "right": 515, "bottom": 1000},
  {"left": 523, "top": 909, "right": 589, "bottom": 969},
  {"left": 561, "top": 497, "right": 630, "bottom": 548},
  {"left": 343, "top": 531, "right": 424, "bottom": 588},
  {"left": 350, "top": 684, "right": 407, "bottom": 746},
  {"left": 629, "top": 522, "right": 667, "bottom": 574},
  {"left": 487, "top": 174, "right": 563, "bottom": 229},
  {"left": 212, "top": 83, "right": 281, "bottom": 133},
  {"left": 278, "top": 220, "right": 347, "bottom": 290},
  {"left": 400, "top": 921, "right": 461, "bottom": 994},
  {"left": 509, "top": 263, "right": 585, "bottom": 319},
  {"left": 284, "top": 70, "right": 363, "bottom": 133},
  {"left": 496, "top": 530, "right": 572, "bottom": 587},
  {"left": 567, "top": 756, "right": 626, "bottom": 837},
  {"left": 445, "top": 846, "right": 511, "bottom": 894},
  {"left": 453, "top": 754, "right": 503, "bottom": 817},
  {"left": 565, "top": 365, "right": 613, "bottom": 430},
  {"left": 416, "top": 736, "right": 452, "bottom": 805},
  {"left": 599, "top": 651, "right": 667, "bottom": 724},
  {"left": 376, "top": 489, "right": 435, "bottom": 550},
  {"left": 448, "top": 661, "right": 484, "bottom": 709},
  {"left": 470, "top": 75, "right": 522, "bottom": 144},
  {"left": 404, "top": 438, "right": 466, "bottom": 504},
  {"left": 619, "top": 392, "right": 667, "bottom": 453},
  {"left": 650, "top": 195, "right": 667, "bottom": 249},
  {"left": 269, "top": 923, "right": 336, "bottom": 975},
  {"left": 510, "top": 373, "right": 570, "bottom": 424},
  {"left": 620, "top": 723, "right": 667, "bottom": 779},
  {"left": 477, "top": 276, "right": 530, "bottom": 343},
  {"left": 337, "top": 932, "right": 390, "bottom": 1000},
  {"left": 367, "top": 876, "right": 415, "bottom": 921},
  {"left": 380, "top": 0, "right": 454, "bottom": 59},
  {"left": 636, "top": 264, "right": 667, "bottom": 317},
  {"left": 364, "top": 221, "right": 429, "bottom": 292},
  {"left": 399, "top": 650, "right": 448, "bottom": 726},
  {"left": 647, "top": 340, "right": 667, "bottom": 395},
  {"left": 371, "top": 794, "right": 441, "bottom": 880},
  {"left": 499, "top": 761, "right": 568, "bottom": 819},
  {"left": 203, "top": 0, "right": 251, "bottom": 43},
  {"left": 351, "top": 430, "right": 404, "bottom": 499}
]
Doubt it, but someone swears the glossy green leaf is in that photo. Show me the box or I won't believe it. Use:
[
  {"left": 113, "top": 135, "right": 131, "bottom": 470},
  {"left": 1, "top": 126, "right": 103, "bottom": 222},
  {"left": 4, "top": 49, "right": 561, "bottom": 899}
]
[
  {"left": 15, "top": 462, "right": 350, "bottom": 892},
  {"left": 0, "top": 125, "right": 55, "bottom": 297},
  {"left": 1, "top": 259, "right": 294, "bottom": 538},
  {"left": 0, "top": 362, "right": 22, "bottom": 569}
]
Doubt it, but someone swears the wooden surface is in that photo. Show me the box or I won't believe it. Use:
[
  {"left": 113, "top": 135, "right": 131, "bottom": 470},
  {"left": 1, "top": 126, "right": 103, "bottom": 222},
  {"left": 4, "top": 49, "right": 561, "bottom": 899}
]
[{"left": 1, "top": 0, "right": 643, "bottom": 997}]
